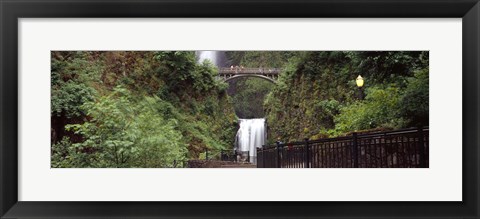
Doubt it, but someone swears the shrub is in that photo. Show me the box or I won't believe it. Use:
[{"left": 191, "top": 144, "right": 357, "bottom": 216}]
[
  {"left": 63, "top": 87, "right": 187, "bottom": 168},
  {"left": 334, "top": 85, "right": 405, "bottom": 135},
  {"left": 399, "top": 69, "right": 429, "bottom": 127}
]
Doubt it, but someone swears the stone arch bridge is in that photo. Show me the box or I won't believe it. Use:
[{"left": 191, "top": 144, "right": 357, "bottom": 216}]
[{"left": 218, "top": 67, "right": 281, "bottom": 83}]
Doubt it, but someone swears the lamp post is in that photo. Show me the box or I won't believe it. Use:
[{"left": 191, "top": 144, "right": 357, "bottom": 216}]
[{"left": 356, "top": 75, "right": 364, "bottom": 100}]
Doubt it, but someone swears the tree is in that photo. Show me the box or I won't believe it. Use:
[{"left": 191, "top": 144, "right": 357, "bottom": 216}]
[{"left": 399, "top": 68, "right": 429, "bottom": 127}]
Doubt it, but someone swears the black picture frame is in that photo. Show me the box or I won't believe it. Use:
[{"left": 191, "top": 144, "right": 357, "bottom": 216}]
[{"left": 1, "top": 0, "right": 479, "bottom": 218}]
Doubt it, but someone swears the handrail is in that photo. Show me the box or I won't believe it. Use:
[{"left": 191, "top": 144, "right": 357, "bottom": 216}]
[
  {"left": 218, "top": 67, "right": 283, "bottom": 74},
  {"left": 257, "top": 126, "right": 429, "bottom": 168},
  {"left": 260, "top": 126, "right": 429, "bottom": 149}
]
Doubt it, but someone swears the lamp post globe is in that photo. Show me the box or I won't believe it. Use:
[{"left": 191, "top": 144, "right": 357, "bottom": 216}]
[
  {"left": 355, "top": 75, "right": 365, "bottom": 100},
  {"left": 356, "top": 75, "right": 364, "bottom": 87}
]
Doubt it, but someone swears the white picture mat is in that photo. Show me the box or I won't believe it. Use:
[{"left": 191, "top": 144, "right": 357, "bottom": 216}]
[{"left": 18, "top": 18, "right": 462, "bottom": 201}]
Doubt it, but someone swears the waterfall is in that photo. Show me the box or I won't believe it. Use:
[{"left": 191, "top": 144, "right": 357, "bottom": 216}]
[
  {"left": 235, "top": 119, "right": 266, "bottom": 163},
  {"left": 196, "top": 51, "right": 228, "bottom": 67},
  {"left": 195, "top": 51, "right": 266, "bottom": 163},
  {"left": 197, "top": 51, "right": 219, "bottom": 66}
]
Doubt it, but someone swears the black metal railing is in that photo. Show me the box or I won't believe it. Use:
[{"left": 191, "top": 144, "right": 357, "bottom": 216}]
[{"left": 257, "top": 127, "right": 429, "bottom": 168}]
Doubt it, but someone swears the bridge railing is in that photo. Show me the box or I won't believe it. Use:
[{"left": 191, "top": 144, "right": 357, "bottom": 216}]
[
  {"left": 218, "top": 67, "right": 282, "bottom": 74},
  {"left": 257, "top": 127, "right": 429, "bottom": 168}
]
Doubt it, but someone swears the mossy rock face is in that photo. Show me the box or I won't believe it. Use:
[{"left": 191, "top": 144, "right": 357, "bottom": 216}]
[
  {"left": 51, "top": 51, "right": 429, "bottom": 167},
  {"left": 264, "top": 51, "right": 429, "bottom": 142},
  {"left": 51, "top": 51, "right": 238, "bottom": 168}
]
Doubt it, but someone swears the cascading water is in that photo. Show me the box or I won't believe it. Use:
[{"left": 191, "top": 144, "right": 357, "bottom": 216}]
[
  {"left": 234, "top": 119, "right": 266, "bottom": 164},
  {"left": 195, "top": 51, "right": 267, "bottom": 163},
  {"left": 197, "top": 51, "right": 219, "bottom": 66}
]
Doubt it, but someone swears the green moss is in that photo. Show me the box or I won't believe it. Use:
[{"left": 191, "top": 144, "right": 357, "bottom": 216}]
[{"left": 264, "top": 51, "right": 429, "bottom": 142}]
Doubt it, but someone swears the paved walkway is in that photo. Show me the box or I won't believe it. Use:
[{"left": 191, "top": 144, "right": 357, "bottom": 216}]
[{"left": 187, "top": 160, "right": 256, "bottom": 168}]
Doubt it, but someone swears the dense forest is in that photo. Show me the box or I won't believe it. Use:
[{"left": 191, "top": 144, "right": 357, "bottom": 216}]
[
  {"left": 225, "top": 51, "right": 428, "bottom": 143},
  {"left": 261, "top": 51, "right": 428, "bottom": 142},
  {"left": 51, "top": 51, "right": 428, "bottom": 167},
  {"left": 51, "top": 52, "right": 236, "bottom": 167}
]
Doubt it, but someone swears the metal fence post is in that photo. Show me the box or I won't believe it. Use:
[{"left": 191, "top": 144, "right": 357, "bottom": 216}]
[
  {"left": 205, "top": 148, "right": 208, "bottom": 160},
  {"left": 417, "top": 127, "right": 426, "bottom": 168},
  {"left": 304, "top": 138, "right": 310, "bottom": 168},
  {"left": 352, "top": 133, "right": 359, "bottom": 168},
  {"left": 262, "top": 146, "right": 266, "bottom": 168},
  {"left": 276, "top": 141, "right": 282, "bottom": 168}
]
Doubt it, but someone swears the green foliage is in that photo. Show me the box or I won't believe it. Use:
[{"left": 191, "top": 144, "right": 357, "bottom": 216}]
[
  {"left": 154, "top": 51, "right": 226, "bottom": 94},
  {"left": 51, "top": 52, "right": 101, "bottom": 118},
  {"left": 229, "top": 78, "right": 274, "bottom": 118},
  {"left": 353, "top": 51, "right": 428, "bottom": 84},
  {"left": 224, "top": 51, "right": 299, "bottom": 119},
  {"left": 56, "top": 87, "right": 187, "bottom": 168},
  {"left": 154, "top": 51, "right": 197, "bottom": 74},
  {"left": 51, "top": 50, "right": 429, "bottom": 167},
  {"left": 264, "top": 51, "right": 356, "bottom": 142},
  {"left": 399, "top": 68, "right": 429, "bottom": 127},
  {"left": 333, "top": 85, "right": 405, "bottom": 135},
  {"left": 193, "top": 61, "right": 222, "bottom": 93},
  {"left": 264, "top": 51, "right": 429, "bottom": 142},
  {"left": 311, "top": 99, "right": 341, "bottom": 129},
  {"left": 226, "top": 51, "right": 300, "bottom": 68},
  {"left": 51, "top": 51, "right": 237, "bottom": 168},
  {"left": 51, "top": 82, "right": 96, "bottom": 117},
  {"left": 51, "top": 137, "right": 79, "bottom": 168}
]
